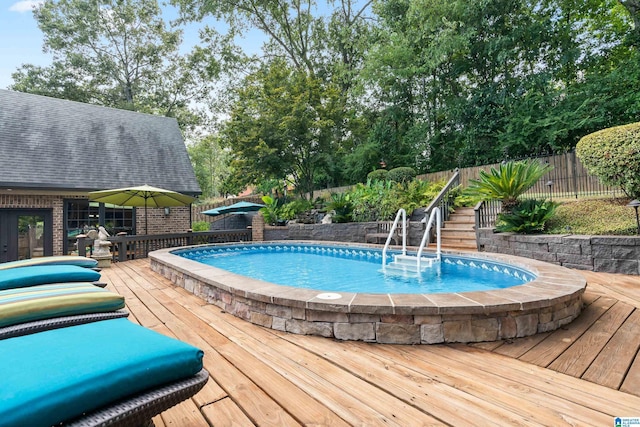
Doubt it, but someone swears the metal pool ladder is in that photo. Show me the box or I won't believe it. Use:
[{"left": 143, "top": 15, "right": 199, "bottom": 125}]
[{"left": 382, "top": 207, "right": 442, "bottom": 274}]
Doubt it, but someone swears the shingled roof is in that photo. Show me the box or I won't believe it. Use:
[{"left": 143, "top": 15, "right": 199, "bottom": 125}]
[{"left": 0, "top": 89, "right": 201, "bottom": 195}]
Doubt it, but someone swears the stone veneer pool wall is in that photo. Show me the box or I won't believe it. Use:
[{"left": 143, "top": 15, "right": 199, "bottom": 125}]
[{"left": 150, "top": 242, "right": 587, "bottom": 344}]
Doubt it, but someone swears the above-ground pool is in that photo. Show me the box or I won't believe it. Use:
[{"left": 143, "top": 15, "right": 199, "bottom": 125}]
[
  {"left": 176, "top": 244, "right": 535, "bottom": 294},
  {"left": 150, "top": 241, "right": 587, "bottom": 344}
]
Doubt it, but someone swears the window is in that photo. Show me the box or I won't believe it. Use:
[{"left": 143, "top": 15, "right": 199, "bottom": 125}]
[{"left": 64, "top": 200, "right": 134, "bottom": 254}]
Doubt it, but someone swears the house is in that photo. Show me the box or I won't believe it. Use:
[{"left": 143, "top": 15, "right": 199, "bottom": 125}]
[{"left": 0, "top": 89, "right": 201, "bottom": 262}]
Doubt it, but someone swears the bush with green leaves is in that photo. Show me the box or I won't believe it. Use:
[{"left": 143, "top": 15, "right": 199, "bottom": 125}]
[
  {"left": 259, "top": 195, "right": 281, "bottom": 225},
  {"left": 279, "top": 198, "right": 313, "bottom": 220},
  {"left": 367, "top": 169, "right": 389, "bottom": 182},
  {"left": 191, "top": 221, "right": 210, "bottom": 232},
  {"left": 466, "top": 160, "right": 553, "bottom": 213},
  {"left": 576, "top": 122, "right": 640, "bottom": 199},
  {"left": 325, "top": 192, "right": 353, "bottom": 223},
  {"left": 387, "top": 167, "right": 416, "bottom": 184},
  {"left": 496, "top": 199, "right": 558, "bottom": 233}
]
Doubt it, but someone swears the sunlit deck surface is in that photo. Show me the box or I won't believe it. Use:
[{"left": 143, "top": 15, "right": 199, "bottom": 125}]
[{"left": 102, "top": 260, "right": 640, "bottom": 426}]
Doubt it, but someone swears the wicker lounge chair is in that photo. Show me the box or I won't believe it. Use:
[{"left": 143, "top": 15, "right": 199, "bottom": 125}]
[
  {"left": 0, "top": 261, "right": 207, "bottom": 426},
  {"left": 0, "top": 255, "right": 99, "bottom": 270},
  {"left": 0, "top": 318, "right": 207, "bottom": 427}
]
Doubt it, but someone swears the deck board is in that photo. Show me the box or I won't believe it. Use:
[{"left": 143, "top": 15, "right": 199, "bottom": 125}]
[{"left": 100, "top": 260, "right": 640, "bottom": 426}]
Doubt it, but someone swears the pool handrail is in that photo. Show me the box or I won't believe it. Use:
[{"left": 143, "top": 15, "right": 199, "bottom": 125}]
[
  {"left": 417, "top": 207, "right": 442, "bottom": 270},
  {"left": 382, "top": 209, "right": 407, "bottom": 268}
]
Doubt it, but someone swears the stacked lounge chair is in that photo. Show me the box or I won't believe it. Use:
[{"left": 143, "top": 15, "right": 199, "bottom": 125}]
[{"left": 0, "top": 256, "right": 208, "bottom": 427}]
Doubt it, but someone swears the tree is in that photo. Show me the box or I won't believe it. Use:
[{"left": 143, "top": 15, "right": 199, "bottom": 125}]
[
  {"left": 10, "top": 0, "right": 232, "bottom": 130},
  {"left": 187, "top": 135, "right": 231, "bottom": 199},
  {"left": 221, "top": 60, "right": 341, "bottom": 198}
]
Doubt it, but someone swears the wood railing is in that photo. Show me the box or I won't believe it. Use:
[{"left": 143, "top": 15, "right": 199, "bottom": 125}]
[
  {"left": 77, "top": 230, "right": 252, "bottom": 262},
  {"left": 424, "top": 168, "right": 460, "bottom": 223}
]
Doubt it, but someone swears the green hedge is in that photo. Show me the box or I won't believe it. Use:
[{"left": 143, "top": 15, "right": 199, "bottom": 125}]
[{"left": 576, "top": 122, "right": 640, "bottom": 198}]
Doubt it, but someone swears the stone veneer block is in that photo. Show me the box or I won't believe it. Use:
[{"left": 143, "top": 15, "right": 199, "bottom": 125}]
[
  {"left": 376, "top": 323, "right": 421, "bottom": 344},
  {"left": 421, "top": 323, "right": 444, "bottom": 344},
  {"left": 307, "top": 310, "right": 349, "bottom": 323},
  {"left": 286, "top": 319, "right": 333, "bottom": 337},
  {"left": 334, "top": 322, "right": 376, "bottom": 341}
]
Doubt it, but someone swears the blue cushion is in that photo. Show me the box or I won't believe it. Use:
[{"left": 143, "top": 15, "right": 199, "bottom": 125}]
[
  {"left": 0, "top": 282, "right": 125, "bottom": 328},
  {"left": 0, "top": 318, "right": 204, "bottom": 427},
  {"left": 0, "top": 256, "right": 98, "bottom": 270},
  {"left": 0, "top": 265, "right": 101, "bottom": 290}
]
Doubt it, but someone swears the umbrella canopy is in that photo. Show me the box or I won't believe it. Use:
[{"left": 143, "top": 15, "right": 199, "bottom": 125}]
[
  {"left": 201, "top": 201, "right": 264, "bottom": 217},
  {"left": 88, "top": 185, "right": 196, "bottom": 234}
]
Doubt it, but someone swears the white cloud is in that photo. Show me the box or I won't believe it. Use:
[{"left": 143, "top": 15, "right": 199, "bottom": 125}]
[{"left": 9, "top": 1, "right": 44, "bottom": 13}]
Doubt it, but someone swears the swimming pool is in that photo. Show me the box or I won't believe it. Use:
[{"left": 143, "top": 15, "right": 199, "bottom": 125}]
[
  {"left": 176, "top": 244, "right": 534, "bottom": 294},
  {"left": 150, "top": 241, "right": 587, "bottom": 344}
]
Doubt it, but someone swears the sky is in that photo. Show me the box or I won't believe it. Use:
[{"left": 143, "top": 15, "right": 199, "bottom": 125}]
[{"left": 0, "top": 0, "right": 265, "bottom": 90}]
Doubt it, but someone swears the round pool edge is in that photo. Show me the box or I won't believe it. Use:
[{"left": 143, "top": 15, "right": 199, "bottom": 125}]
[{"left": 149, "top": 241, "right": 586, "bottom": 344}]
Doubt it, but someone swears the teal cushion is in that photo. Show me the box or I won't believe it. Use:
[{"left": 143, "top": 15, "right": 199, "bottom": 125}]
[
  {"left": 0, "top": 256, "right": 98, "bottom": 270},
  {"left": 0, "top": 282, "right": 125, "bottom": 328},
  {"left": 0, "top": 318, "right": 204, "bottom": 427},
  {"left": 0, "top": 265, "right": 101, "bottom": 290}
]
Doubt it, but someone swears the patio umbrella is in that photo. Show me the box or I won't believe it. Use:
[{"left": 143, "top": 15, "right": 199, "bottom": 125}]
[
  {"left": 201, "top": 201, "right": 265, "bottom": 216},
  {"left": 88, "top": 184, "right": 196, "bottom": 234},
  {"left": 201, "top": 201, "right": 264, "bottom": 228}
]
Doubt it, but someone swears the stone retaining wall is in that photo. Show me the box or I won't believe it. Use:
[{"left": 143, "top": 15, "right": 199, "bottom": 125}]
[
  {"left": 477, "top": 229, "right": 640, "bottom": 275},
  {"left": 270, "top": 222, "right": 425, "bottom": 246}
]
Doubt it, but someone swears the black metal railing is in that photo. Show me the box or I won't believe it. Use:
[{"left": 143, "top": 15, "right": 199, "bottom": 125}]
[
  {"left": 77, "top": 229, "right": 252, "bottom": 262},
  {"left": 424, "top": 168, "right": 460, "bottom": 223},
  {"left": 474, "top": 200, "right": 502, "bottom": 245}
]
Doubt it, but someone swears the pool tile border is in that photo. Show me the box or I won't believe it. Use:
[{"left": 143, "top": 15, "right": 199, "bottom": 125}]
[{"left": 150, "top": 241, "right": 587, "bottom": 344}]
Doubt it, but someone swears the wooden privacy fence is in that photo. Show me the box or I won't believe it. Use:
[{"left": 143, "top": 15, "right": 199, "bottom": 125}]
[
  {"left": 417, "top": 151, "right": 623, "bottom": 199},
  {"left": 314, "top": 150, "right": 623, "bottom": 200}
]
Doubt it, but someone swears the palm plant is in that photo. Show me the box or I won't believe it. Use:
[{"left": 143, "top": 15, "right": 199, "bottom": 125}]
[{"left": 466, "top": 160, "right": 553, "bottom": 213}]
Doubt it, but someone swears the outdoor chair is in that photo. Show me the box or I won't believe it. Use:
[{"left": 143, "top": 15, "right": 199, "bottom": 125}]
[
  {"left": 0, "top": 264, "right": 104, "bottom": 289},
  {"left": 0, "top": 262, "right": 207, "bottom": 427},
  {"left": 0, "top": 255, "right": 99, "bottom": 270},
  {"left": 365, "top": 221, "right": 403, "bottom": 245},
  {"left": 0, "top": 318, "right": 207, "bottom": 427}
]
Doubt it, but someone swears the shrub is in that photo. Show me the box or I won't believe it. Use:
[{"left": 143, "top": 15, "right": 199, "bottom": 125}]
[
  {"left": 387, "top": 167, "right": 416, "bottom": 183},
  {"left": 466, "top": 160, "right": 553, "bottom": 213},
  {"left": 191, "top": 221, "right": 210, "bottom": 232},
  {"left": 279, "top": 198, "right": 313, "bottom": 220},
  {"left": 367, "top": 169, "right": 389, "bottom": 182},
  {"left": 496, "top": 199, "right": 558, "bottom": 233},
  {"left": 259, "top": 195, "right": 280, "bottom": 225},
  {"left": 325, "top": 193, "right": 353, "bottom": 223},
  {"left": 576, "top": 122, "right": 640, "bottom": 199}
]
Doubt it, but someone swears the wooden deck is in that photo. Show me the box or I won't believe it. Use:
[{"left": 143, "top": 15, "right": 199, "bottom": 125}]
[{"left": 101, "top": 260, "right": 640, "bottom": 426}]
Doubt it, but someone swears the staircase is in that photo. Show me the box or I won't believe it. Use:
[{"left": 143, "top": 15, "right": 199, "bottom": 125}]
[{"left": 440, "top": 207, "right": 477, "bottom": 250}]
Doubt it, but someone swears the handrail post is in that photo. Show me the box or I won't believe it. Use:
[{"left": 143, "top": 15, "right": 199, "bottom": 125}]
[{"left": 382, "top": 209, "right": 406, "bottom": 268}]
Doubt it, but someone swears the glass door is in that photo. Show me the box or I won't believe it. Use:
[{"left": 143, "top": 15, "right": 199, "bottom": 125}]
[{"left": 0, "top": 210, "right": 53, "bottom": 263}]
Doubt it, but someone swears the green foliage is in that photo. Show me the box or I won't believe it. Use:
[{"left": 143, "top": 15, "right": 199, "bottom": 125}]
[
  {"left": 387, "top": 167, "right": 416, "bottom": 184},
  {"left": 259, "top": 195, "right": 280, "bottom": 225},
  {"left": 496, "top": 199, "right": 558, "bottom": 234},
  {"left": 325, "top": 193, "right": 353, "bottom": 223},
  {"left": 10, "top": 0, "right": 231, "bottom": 130},
  {"left": 367, "top": 169, "right": 389, "bottom": 182},
  {"left": 222, "top": 60, "right": 341, "bottom": 198},
  {"left": 191, "top": 221, "right": 210, "bottom": 232},
  {"left": 344, "top": 178, "right": 443, "bottom": 222},
  {"left": 279, "top": 199, "right": 313, "bottom": 221},
  {"left": 466, "top": 160, "right": 553, "bottom": 213},
  {"left": 545, "top": 198, "right": 638, "bottom": 235},
  {"left": 187, "top": 135, "right": 230, "bottom": 198},
  {"left": 576, "top": 122, "right": 640, "bottom": 199}
]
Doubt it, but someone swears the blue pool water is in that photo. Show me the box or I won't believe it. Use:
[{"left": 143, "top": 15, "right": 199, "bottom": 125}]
[{"left": 175, "top": 243, "right": 535, "bottom": 294}]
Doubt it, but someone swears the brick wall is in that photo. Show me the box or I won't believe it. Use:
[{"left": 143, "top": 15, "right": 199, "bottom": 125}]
[
  {"left": 477, "top": 229, "right": 640, "bottom": 275},
  {"left": 137, "top": 206, "right": 192, "bottom": 235}
]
